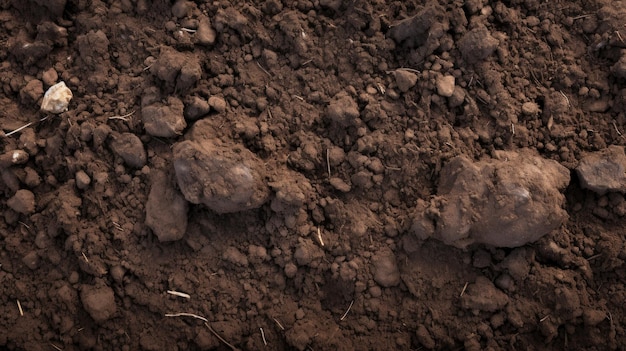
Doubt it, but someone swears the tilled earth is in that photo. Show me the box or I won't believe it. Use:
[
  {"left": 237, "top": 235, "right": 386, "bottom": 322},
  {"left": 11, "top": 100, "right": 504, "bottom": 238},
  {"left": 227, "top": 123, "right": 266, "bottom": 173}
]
[{"left": 2, "top": 0, "right": 626, "bottom": 350}]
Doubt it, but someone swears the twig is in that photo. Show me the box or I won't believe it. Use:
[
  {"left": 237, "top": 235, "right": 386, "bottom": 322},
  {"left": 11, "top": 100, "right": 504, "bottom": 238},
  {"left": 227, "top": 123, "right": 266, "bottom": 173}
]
[
  {"left": 293, "top": 95, "right": 305, "bottom": 101},
  {"left": 260, "top": 327, "right": 267, "bottom": 346},
  {"left": 17, "top": 300, "right": 23, "bottom": 316},
  {"left": 108, "top": 110, "right": 135, "bottom": 121},
  {"left": 4, "top": 116, "right": 50, "bottom": 137},
  {"left": 326, "top": 149, "right": 331, "bottom": 178},
  {"left": 181, "top": 28, "right": 196, "bottom": 33},
  {"left": 81, "top": 252, "right": 89, "bottom": 263},
  {"left": 256, "top": 61, "right": 271, "bottom": 76},
  {"left": 540, "top": 314, "right": 550, "bottom": 322},
  {"left": 317, "top": 228, "right": 325, "bottom": 247},
  {"left": 165, "top": 312, "right": 208, "bottom": 322},
  {"left": 273, "top": 318, "right": 285, "bottom": 330},
  {"left": 559, "top": 90, "right": 571, "bottom": 108},
  {"left": 612, "top": 121, "right": 624, "bottom": 138},
  {"left": 205, "top": 323, "right": 239, "bottom": 351},
  {"left": 460, "top": 282, "right": 468, "bottom": 297},
  {"left": 167, "top": 290, "right": 191, "bottom": 299},
  {"left": 340, "top": 300, "right": 354, "bottom": 321},
  {"left": 50, "top": 343, "right": 63, "bottom": 351}
]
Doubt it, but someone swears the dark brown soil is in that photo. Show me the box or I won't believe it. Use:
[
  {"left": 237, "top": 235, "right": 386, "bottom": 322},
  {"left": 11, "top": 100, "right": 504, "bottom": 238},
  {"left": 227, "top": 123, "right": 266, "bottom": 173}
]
[{"left": 2, "top": 0, "right": 626, "bottom": 350}]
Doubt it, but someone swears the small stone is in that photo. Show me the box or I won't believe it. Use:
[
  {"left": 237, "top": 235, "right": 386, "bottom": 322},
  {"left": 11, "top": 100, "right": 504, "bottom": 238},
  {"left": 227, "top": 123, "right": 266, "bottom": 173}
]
[
  {"left": 75, "top": 170, "right": 91, "bottom": 190},
  {"left": 394, "top": 70, "right": 418, "bottom": 93},
  {"left": 80, "top": 285, "right": 117, "bottom": 323},
  {"left": 40, "top": 81, "right": 73, "bottom": 114},
  {"left": 208, "top": 96, "right": 226, "bottom": 113},
  {"left": 7, "top": 189, "right": 36, "bottom": 214},
  {"left": 436, "top": 75, "right": 455, "bottom": 97},
  {"left": 196, "top": 17, "right": 217, "bottom": 46},
  {"left": 329, "top": 177, "right": 351, "bottom": 192},
  {"left": 521, "top": 101, "right": 541, "bottom": 116}
]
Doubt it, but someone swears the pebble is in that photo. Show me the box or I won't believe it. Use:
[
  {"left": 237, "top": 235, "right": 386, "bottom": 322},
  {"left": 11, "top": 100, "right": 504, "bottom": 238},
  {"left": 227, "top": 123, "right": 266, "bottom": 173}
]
[
  {"left": 196, "top": 18, "right": 217, "bottom": 46},
  {"left": 208, "top": 96, "right": 226, "bottom": 113},
  {"left": 436, "top": 75, "right": 455, "bottom": 97},
  {"left": 75, "top": 170, "right": 91, "bottom": 190},
  {"left": 329, "top": 177, "right": 351, "bottom": 192},
  {"left": 521, "top": 101, "right": 541, "bottom": 116},
  {"left": 394, "top": 70, "right": 418, "bottom": 93}
]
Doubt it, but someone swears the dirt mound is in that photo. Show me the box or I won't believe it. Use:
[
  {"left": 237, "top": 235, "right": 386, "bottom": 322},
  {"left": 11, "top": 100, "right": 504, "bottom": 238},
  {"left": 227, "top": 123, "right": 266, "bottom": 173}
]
[{"left": 2, "top": 0, "right": 626, "bottom": 350}]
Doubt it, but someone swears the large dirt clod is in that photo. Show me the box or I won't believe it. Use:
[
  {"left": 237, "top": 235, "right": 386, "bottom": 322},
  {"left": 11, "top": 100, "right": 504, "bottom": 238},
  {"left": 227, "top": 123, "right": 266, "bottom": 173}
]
[
  {"left": 425, "top": 150, "right": 570, "bottom": 248},
  {"left": 172, "top": 139, "right": 269, "bottom": 213}
]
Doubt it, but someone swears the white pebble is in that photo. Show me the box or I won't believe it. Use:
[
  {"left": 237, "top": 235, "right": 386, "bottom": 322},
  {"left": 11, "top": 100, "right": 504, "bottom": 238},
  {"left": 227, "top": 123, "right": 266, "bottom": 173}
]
[{"left": 41, "top": 81, "right": 73, "bottom": 114}]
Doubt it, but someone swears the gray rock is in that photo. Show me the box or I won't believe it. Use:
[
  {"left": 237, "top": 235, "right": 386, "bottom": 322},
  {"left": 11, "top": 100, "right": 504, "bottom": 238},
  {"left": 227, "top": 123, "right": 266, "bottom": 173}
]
[
  {"left": 75, "top": 170, "right": 91, "bottom": 190},
  {"left": 576, "top": 145, "right": 626, "bottom": 195}
]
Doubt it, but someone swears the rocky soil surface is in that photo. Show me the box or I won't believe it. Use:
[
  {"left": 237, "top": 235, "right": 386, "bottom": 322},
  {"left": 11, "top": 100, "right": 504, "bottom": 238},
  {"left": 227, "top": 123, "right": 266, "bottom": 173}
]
[{"left": 2, "top": 0, "right": 626, "bottom": 350}]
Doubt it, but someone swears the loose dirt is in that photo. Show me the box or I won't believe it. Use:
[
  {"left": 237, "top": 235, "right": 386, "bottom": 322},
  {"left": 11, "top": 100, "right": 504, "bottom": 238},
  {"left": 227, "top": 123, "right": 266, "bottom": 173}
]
[{"left": 2, "top": 0, "right": 626, "bottom": 350}]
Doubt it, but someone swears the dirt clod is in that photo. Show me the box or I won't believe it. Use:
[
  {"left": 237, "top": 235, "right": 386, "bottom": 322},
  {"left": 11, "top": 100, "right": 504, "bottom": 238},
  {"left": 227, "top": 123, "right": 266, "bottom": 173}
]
[
  {"left": 145, "top": 171, "right": 189, "bottom": 242},
  {"left": 3, "top": 0, "right": 626, "bottom": 349},
  {"left": 173, "top": 139, "right": 269, "bottom": 213},
  {"left": 576, "top": 145, "right": 626, "bottom": 194},
  {"left": 80, "top": 284, "right": 116, "bottom": 323},
  {"left": 109, "top": 133, "right": 147, "bottom": 168},
  {"left": 7, "top": 189, "right": 35, "bottom": 214}
]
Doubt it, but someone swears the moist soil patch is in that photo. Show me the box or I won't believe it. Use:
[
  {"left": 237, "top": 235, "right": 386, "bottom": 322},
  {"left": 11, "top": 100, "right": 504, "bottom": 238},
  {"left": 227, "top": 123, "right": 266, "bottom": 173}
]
[{"left": 2, "top": 0, "right": 626, "bottom": 350}]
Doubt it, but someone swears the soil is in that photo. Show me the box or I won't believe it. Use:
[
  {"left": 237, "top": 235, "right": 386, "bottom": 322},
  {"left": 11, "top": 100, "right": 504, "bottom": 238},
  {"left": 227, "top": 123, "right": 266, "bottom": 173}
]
[{"left": 2, "top": 0, "right": 626, "bottom": 350}]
